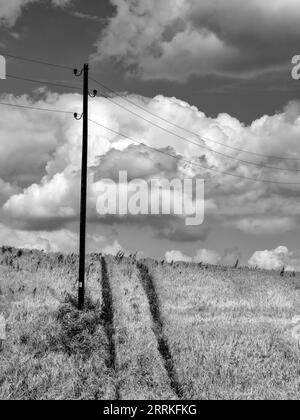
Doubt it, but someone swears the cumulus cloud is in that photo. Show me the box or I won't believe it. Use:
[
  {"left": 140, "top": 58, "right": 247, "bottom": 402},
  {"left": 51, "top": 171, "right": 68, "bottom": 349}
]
[
  {"left": 0, "top": 222, "right": 124, "bottom": 255},
  {"left": 0, "top": 0, "right": 74, "bottom": 27},
  {"left": 0, "top": 0, "right": 36, "bottom": 26},
  {"left": 51, "top": 0, "right": 73, "bottom": 7},
  {"left": 0, "top": 222, "right": 79, "bottom": 253},
  {"left": 194, "top": 248, "right": 222, "bottom": 265},
  {"left": 248, "top": 246, "right": 300, "bottom": 271},
  {"left": 165, "top": 247, "right": 239, "bottom": 266},
  {"left": 22, "top": 237, "right": 52, "bottom": 252},
  {"left": 94, "top": 144, "right": 179, "bottom": 182},
  {"left": 226, "top": 217, "right": 297, "bottom": 235},
  {"left": 4, "top": 172, "right": 78, "bottom": 222},
  {"left": 2, "top": 90, "right": 300, "bottom": 251},
  {"left": 102, "top": 240, "right": 123, "bottom": 256},
  {"left": 0, "top": 179, "right": 20, "bottom": 207},
  {"left": 94, "top": 0, "right": 300, "bottom": 81},
  {"left": 0, "top": 92, "right": 82, "bottom": 187},
  {"left": 165, "top": 250, "right": 192, "bottom": 263}
]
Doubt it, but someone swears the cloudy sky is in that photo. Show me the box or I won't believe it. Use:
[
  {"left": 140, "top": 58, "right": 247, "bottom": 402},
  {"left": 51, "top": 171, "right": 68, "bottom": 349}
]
[{"left": 1, "top": 0, "right": 300, "bottom": 269}]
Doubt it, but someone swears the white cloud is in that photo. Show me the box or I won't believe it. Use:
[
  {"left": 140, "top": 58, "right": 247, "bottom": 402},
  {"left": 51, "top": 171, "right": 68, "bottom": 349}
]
[
  {"left": 0, "top": 0, "right": 74, "bottom": 27},
  {"left": 0, "top": 0, "right": 36, "bottom": 26},
  {"left": 194, "top": 248, "right": 222, "bottom": 265},
  {"left": 0, "top": 179, "right": 20, "bottom": 207},
  {"left": 2, "top": 91, "right": 300, "bottom": 251},
  {"left": 0, "top": 93, "right": 80, "bottom": 187},
  {"left": 94, "top": 0, "right": 236, "bottom": 82},
  {"left": 22, "top": 237, "right": 52, "bottom": 253},
  {"left": 102, "top": 240, "right": 123, "bottom": 256},
  {"left": 0, "top": 222, "right": 79, "bottom": 253},
  {"left": 165, "top": 250, "right": 192, "bottom": 263},
  {"left": 51, "top": 0, "right": 73, "bottom": 7},
  {"left": 4, "top": 172, "right": 78, "bottom": 220},
  {"left": 227, "top": 217, "right": 296, "bottom": 235},
  {"left": 95, "top": 0, "right": 300, "bottom": 81},
  {"left": 165, "top": 246, "right": 241, "bottom": 265},
  {"left": 0, "top": 222, "right": 124, "bottom": 255},
  {"left": 165, "top": 248, "right": 222, "bottom": 265},
  {"left": 94, "top": 144, "right": 179, "bottom": 182},
  {"left": 248, "top": 246, "right": 300, "bottom": 271}
]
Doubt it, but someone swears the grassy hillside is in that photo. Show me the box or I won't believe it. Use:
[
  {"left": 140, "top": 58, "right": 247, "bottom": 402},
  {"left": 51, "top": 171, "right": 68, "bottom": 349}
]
[{"left": 0, "top": 247, "right": 299, "bottom": 400}]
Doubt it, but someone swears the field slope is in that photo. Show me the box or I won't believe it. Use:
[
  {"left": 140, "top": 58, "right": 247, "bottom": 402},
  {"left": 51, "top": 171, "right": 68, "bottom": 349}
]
[{"left": 0, "top": 247, "right": 299, "bottom": 400}]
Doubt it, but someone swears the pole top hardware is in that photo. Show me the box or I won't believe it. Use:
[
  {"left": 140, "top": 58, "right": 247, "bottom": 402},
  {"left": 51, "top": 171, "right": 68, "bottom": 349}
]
[
  {"left": 89, "top": 90, "right": 98, "bottom": 98},
  {"left": 74, "top": 112, "right": 83, "bottom": 120},
  {"left": 74, "top": 68, "right": 83, "bottom": 77},
  {"left": 74, "top": 63, "right": 89, "bottom": 77}
]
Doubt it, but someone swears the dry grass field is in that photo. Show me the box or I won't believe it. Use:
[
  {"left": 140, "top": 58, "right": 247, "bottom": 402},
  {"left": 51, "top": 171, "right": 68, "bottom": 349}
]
[
  {"left": 0, "top": 247, "right": 299, "bottom": 400},
  {"left": 141, "top": 260, "right": 300, "bottom": 400}
]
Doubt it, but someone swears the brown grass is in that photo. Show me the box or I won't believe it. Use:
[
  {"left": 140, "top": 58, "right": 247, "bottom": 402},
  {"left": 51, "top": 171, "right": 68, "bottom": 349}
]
[
  {"left": 1, "top": 247, "right": 299, "bottom": 400},
  {"left": 106, "top": 256, "right": 176, "bottom": 400},
  {"left": 0, "top": 250, "right": 115, "bottom": 400},
  {"left": 143, "top": 261, "right": 300, "bottom": 400}
]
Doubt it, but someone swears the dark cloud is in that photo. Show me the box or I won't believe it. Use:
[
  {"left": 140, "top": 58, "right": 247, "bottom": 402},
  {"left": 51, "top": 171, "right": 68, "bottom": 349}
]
[
  {"left": 187, "top": 1, "right": 300, "bottom": 75},
  {"left": 156, "top": 219, "right": 210, "bottom": 242},
  {"left": 94, "top": 144, "right": 179, "bottom": 182},
  {"left": 89, "top": 212, "right": 210, "bottom": 243},
  {"left": 96, "top": 0, "right": 300, "bottom": 81},
  {"left": 2, "top": 214, "right": 77, "bottom": 232}
]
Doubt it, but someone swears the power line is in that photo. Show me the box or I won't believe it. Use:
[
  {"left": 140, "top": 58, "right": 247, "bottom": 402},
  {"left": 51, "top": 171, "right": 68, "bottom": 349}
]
[
  {"left": 88, "top": 118, "right": 300, "bottom": 185},
  {"left": 7, "top": 72, "right": 298, "bottom": 172},
  {"left": 1, "top": 51, "right": 298, "bottom": 162},
  {"left": 0, "top": 52, "right": 73, "bottom": 71},
  {"left": 2, "top": 98, "right": 298, "bottom": 183},
  {"left": 90, "top": 76, "right": 300, "bottom": 162},
  {"left": 0, "top": 101, "right": 73, "bottom": 114},
  {"left": 2, "top": 51, "right": 298, "bottom": 164},
  {"left": 93, "top": 91, "right": 300, "bottom": 173},
  {"left": 1, "top": 51, "right": 299, "bottom": 179},
  {"left": 6, "top": 74, "right": 82, "bottom": 92}
]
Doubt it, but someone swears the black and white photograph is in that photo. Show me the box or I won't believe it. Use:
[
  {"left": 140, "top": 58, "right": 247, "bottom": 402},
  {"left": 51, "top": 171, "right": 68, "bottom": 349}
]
[{"left": 0, "top": 0, "right": 299, "bottom": 404}]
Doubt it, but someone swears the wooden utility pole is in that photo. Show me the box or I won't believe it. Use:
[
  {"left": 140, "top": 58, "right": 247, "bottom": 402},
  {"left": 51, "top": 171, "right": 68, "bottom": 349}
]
[
  {"left": 74, "top": 64, "right": 97, "bottom": 310},
  {"left": 78, "top": 63, "right": 89, "bottom": 310}
]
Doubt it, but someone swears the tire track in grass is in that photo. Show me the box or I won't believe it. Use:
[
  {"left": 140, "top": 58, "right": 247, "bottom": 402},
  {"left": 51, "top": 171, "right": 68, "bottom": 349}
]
[
  {"left": 101, "top": 256, "right": 119, "bottom": 399},
  {"left": 137, "top": 262, "right": 183, "bottom": 399},
  {"left": 107, "top": 257, "right": 176, "bottom": 399}
]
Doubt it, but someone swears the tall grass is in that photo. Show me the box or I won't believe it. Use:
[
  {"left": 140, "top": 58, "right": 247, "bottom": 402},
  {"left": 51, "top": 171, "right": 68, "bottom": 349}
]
[
  {"left": 106, "top": 256, "right": 176, "bottom": 400},
  {"left": 144, "top": 261, "right": 300, "bottom": 400},
  {"left": 0, "top": 251, "right": 115, "bottom": 400},
  {"left": 1, "top": 247, "right": 299, "bottom": 400}
]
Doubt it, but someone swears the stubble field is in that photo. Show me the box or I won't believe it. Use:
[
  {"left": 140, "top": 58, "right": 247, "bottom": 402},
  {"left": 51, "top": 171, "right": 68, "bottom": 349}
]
[{"left": 0, "top": 247, "right": 299, "bottom": 400}]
